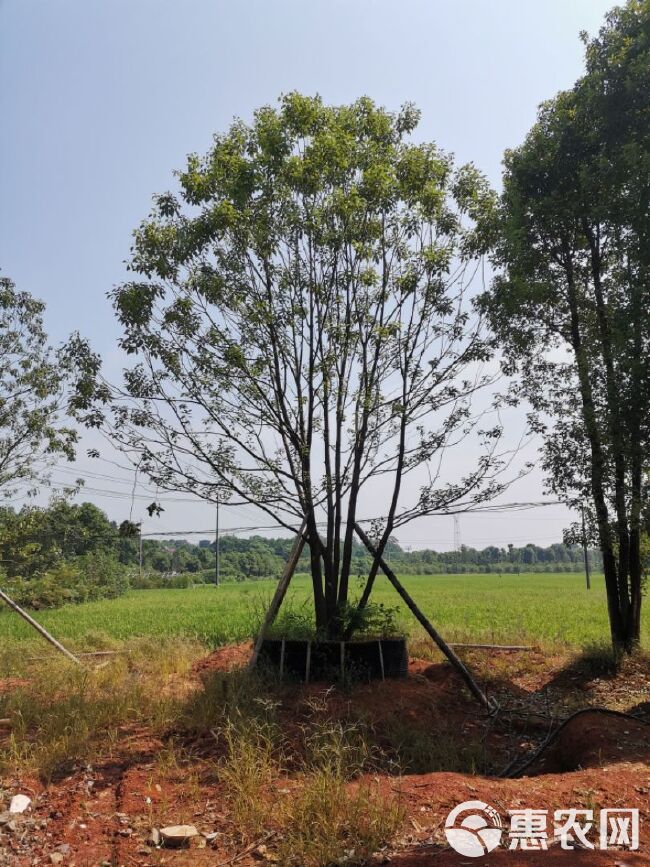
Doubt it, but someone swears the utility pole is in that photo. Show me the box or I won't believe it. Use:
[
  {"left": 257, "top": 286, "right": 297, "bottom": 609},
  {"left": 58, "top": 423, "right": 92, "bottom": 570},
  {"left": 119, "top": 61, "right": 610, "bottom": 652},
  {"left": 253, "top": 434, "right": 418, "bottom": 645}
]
[
  {"left": 139, "top": 523, "right": 143, "bottom": 578},
  {"left": 581, "top": 504, "right": 591, "bottom": 590},
  {"left": 215, "top": 496, "right": 220, "bottom": 587}
]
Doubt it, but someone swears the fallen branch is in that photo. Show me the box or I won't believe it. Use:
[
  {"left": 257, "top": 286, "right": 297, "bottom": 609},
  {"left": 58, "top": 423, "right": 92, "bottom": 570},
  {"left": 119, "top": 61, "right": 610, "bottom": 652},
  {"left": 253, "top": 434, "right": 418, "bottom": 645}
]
[
  {"left": 449, "top": 643, "right": 535, "bottom": 651},
  {"left": 213, "top": 831, "right": 276, "bottom": 866}
]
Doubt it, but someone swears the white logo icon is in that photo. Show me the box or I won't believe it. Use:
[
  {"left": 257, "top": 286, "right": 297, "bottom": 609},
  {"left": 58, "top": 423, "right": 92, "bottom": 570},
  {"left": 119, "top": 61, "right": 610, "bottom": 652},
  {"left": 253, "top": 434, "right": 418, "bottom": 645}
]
[{"left": 445, "top": 800, "right": 503, "bottom": 857}]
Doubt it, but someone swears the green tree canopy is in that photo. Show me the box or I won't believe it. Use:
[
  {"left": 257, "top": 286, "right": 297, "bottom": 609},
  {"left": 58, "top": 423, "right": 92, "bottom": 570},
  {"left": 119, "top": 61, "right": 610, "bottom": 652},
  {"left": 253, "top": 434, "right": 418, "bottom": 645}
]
[
  {"left": 482, "top": 0, "right": 650, "bottom": 653},
  {"left": 71, "top": 94, "right": 520, "bottom": 637},
  {"left": 0, "top": 276, "right": 76, "bottom": 496}
]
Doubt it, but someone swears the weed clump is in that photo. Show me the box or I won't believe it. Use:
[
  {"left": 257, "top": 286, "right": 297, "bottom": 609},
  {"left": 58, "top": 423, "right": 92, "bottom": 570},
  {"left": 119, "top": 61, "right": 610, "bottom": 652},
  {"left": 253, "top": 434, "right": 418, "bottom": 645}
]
[{"left": 211, "top": 697, "right": 401, "bottom": 866}]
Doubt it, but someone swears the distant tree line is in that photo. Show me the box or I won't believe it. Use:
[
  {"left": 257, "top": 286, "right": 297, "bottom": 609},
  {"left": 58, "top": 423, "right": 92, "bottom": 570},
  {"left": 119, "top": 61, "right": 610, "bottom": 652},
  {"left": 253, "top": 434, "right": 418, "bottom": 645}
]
[
  {"left": 0, "top": 500, "right": 289, "bottom": 605},
  {"left": 0, "top": 500, "right": 601, "bottom": 608},
  {"left": 365, "top": 538, "right": 602, "bottom": 574}
]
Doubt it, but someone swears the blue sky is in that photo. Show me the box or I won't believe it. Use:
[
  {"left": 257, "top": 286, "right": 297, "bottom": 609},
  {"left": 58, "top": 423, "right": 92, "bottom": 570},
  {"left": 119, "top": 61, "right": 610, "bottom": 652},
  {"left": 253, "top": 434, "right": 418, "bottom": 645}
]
[{"left": 0, "top": 0, "right": 614, "bottom": 548}]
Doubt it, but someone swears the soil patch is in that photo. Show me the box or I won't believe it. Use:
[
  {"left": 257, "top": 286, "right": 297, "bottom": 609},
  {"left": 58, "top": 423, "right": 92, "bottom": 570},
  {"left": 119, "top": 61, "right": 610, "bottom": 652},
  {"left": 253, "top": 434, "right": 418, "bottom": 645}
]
[
  {"left": 192, "top": 640, "right": 252, "bottom": 675},
  {"left": 1, "top": 643, "right": 648, "bottom": 865}
]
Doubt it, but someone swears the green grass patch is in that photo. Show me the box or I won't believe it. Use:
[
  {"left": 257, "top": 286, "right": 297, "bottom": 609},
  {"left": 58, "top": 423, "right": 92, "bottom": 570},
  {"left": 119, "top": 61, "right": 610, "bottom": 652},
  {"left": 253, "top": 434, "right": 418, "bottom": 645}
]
[{"left": 0, "top": 572, "right": 646, "bottom": 651}]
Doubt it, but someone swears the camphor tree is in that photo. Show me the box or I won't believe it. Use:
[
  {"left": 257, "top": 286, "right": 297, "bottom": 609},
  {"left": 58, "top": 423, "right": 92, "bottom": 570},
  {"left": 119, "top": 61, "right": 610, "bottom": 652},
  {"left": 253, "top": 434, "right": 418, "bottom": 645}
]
[
  {"left": 482, "top": 1, "right": 649, "bottom": 654},
  {"left": 0, "top": 276, "right": 76, "bottom": 496},
  {"left": 72, "top": 95, "right": 520, "bottom": 638}
]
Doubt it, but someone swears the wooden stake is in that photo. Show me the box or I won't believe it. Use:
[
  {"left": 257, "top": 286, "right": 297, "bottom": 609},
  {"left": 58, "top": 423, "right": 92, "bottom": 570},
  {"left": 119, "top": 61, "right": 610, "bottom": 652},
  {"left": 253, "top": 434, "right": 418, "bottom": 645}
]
[
  {"left": 0, "top": 589, "right": 82, "bottom": 666},
  {"left": 354, "top": 523, "right": 494, "bottom": 712},
  {"left": 247, "top": 521, "right": 307, "bottom": 671}
]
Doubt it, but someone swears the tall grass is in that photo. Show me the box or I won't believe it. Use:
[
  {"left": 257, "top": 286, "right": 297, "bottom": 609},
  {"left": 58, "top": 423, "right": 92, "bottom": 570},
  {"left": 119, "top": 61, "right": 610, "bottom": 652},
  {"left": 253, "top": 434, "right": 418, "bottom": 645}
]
[
  {"left": 276, "top": 772, "right": 400, "bottom": 867},
  {"left": 204, "top": 675, "right": 403, "bottom": 866},
  {"left": 3, "top": 633, "right": 643, "bottom": 865}
]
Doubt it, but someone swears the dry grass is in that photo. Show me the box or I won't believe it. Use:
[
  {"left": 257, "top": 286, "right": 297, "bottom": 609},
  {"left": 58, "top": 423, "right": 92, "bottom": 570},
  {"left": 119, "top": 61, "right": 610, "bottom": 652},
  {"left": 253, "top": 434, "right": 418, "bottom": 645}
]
[
  {"left": 181, "top": 669, "right": 404, "bottom": 863},
  {"left": 0, "top": 637, "right": 200, "bottom": 781},
  {"left": 217, "top": 715, "right": 282, "bottom": 835},
  {"left": 6, "top": 637, "right": 646, "bottom": 864},
  {"left": 382, "top": 716, "right": 483, "bottom": 775}
]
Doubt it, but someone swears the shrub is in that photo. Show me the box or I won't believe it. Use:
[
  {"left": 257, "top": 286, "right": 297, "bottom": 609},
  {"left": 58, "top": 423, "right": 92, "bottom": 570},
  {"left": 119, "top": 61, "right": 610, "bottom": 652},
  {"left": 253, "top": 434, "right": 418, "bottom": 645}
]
[{"left": 2, "top": 553, "right": 132, "bottom": 608}]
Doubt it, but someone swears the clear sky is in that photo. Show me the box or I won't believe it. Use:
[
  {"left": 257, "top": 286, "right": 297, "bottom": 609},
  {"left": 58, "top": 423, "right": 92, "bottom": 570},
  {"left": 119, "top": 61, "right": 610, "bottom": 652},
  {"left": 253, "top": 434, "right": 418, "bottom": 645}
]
[{"left": 0, "top": 0, "right": 615, "bottom": 549}]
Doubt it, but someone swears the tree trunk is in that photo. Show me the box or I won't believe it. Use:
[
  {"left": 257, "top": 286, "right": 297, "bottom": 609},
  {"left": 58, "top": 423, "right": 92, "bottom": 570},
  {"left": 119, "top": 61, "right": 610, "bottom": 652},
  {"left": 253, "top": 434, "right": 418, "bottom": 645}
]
[
  {"left": 306, "top": 521, "right": 328, "bottom": 633},
  {"left": 564, "top": 261, "right": 629, "bottom": 655},
  {"left": 584, "top": 225, "right": 634, "bottom": 632},
  {"left": 626, "top": 265, "right": 644, "bottom": 651}
]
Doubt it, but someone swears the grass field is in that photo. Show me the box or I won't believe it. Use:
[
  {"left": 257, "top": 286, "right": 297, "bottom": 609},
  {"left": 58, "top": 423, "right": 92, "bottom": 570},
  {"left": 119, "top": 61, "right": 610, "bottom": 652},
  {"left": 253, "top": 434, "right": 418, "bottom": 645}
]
[{"left": 1, "top": 571, "right": 646, "bottom": 651}]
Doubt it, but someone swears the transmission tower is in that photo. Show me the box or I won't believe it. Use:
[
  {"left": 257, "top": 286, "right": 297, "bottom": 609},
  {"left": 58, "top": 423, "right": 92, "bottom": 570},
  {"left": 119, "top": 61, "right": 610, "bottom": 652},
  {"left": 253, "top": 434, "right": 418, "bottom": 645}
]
[{"left": 453, "top": 514, "right": 462, "bottom": 552}]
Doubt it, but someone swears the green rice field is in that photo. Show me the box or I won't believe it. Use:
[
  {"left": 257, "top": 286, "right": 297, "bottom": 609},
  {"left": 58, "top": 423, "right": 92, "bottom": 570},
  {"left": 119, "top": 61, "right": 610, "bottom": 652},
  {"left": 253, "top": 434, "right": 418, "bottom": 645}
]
[{"left": 1, "top": 572, "right": 645, "bottom": 651}]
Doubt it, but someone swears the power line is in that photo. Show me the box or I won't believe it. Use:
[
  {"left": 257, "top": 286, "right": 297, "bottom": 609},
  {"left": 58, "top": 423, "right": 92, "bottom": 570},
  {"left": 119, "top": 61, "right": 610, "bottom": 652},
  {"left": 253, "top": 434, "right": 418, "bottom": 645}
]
[
  {"left": 139, "top": 501, "right": 565, "bottom": 538},
  {"left": 54, "top": 466, "right": 150, "bottom": 486},
  {"left": 52, "top": 468, "right": 564, "bottom": 514},
  {"left": 28, "top": 472, "right": 570, "bottom": 545}
]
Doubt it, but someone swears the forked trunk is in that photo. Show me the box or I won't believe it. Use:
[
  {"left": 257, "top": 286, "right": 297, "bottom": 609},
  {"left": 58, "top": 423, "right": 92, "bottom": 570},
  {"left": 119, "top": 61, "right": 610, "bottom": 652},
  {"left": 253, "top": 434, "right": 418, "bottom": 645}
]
[{"left": 565, "top": 262, "right": 640, "bottom": 658}]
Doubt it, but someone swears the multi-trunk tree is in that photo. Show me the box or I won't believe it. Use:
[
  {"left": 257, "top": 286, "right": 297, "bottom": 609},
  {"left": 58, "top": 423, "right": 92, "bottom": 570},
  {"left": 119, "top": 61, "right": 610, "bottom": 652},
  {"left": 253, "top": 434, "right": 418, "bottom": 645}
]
[
  {"left": 72, "top": 94, "right": 521, "bottom": 638},
  {"left": 482, "top": 1, "right": 649, "bottom": 654}
]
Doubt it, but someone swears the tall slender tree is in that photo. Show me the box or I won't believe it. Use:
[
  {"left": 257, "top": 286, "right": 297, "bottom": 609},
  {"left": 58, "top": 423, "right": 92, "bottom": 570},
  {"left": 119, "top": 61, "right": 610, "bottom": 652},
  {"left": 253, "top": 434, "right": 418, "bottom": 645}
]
[
  {"left": 482, "top": 1, "right": 649, "bottom": 654},
  {"left": 71, "top": 95, "right": 520, "bottom": 637}
]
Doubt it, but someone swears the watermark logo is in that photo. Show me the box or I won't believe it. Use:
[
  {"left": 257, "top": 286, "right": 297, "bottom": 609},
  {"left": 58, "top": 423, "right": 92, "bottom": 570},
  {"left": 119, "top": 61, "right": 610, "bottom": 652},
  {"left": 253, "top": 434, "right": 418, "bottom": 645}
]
[
  {"left": 445, "top": 802, "right": 639, "bottom": 854},
  {"left": 444, "top": 800, "right": 503, "bottom": 857}
]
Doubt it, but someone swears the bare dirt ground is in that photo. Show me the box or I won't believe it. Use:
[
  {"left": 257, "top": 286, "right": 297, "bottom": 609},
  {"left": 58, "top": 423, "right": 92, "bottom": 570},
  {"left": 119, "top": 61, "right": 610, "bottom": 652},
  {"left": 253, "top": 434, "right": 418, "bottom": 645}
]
[{"left": 1, "top": 643, "right": 648, "bottom": 866}]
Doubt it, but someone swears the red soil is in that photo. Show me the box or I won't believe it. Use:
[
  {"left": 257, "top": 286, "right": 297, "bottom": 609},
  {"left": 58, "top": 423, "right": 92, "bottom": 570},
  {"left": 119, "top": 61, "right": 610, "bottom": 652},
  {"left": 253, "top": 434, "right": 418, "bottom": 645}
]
[
  {"left": 192, "top": 640, "right": 253, "bottom": 675},
  {"left": 0, "top": 678, "right": 29, "bottom": 694},
  {"left": 1, "top": 644, "right": 648, "bottom": 866}
]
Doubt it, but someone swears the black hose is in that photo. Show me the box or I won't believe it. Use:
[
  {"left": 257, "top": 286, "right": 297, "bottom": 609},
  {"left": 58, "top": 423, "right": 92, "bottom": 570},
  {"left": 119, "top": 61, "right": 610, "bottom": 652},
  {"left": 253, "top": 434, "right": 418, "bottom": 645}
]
[{"left": 499, "top": 706, "right": 650, "bottom": 779}]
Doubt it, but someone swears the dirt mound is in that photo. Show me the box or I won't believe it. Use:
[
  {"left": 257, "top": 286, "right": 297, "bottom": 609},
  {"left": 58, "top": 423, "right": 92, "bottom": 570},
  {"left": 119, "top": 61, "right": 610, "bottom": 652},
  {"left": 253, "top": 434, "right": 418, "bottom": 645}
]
[
  {"left": 527, "top": 709, "right": 650, "bottom": 774},
  {"left": 189, "top": 646, "right": 650, "bottom": 776},
  {"left": 376, "top": 765, "right": 650, "bottom": 865},
  {"left": 192, "top": 640, "right": 253, "bottom": 674}
]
